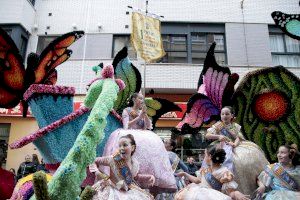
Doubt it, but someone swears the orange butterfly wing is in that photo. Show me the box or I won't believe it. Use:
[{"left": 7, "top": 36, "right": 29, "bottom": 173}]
[
  {"left": 44, "top": 69, "right": 58, "bottom": 85},
  {"left": 0, "top": 28, "right": 25, "bottom": 108},
  {"left": 34, "top": 31, "right": 84, "bottom": 84}
]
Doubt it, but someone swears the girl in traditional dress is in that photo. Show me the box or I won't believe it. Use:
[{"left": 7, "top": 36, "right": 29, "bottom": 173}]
[
  {"left": 254, "top": 144, "right": 300, "bottom": 200},
  {"left": 122, "top": 93, "right": 152, "bottom": 130},
  {"left": 174, "top": 145, "right": 250, "bottom": 200},
  {"left": 90, "top": 134, "right": 155, "bottom": 200},
  {"left": 205, "top": 106, "right": 269, "bottom": 194},
  {"left": 102, "top": 93, "right": 177, "bottom": 194}
]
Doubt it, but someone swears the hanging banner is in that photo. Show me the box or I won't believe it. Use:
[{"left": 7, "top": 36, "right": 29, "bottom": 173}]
[{"left": 131, "top": 12, "right": 166, "bottom": 63}]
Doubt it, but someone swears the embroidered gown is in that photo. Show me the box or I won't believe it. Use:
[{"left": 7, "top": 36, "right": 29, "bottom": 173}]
[
  {"left": 205, "top": 121, "right": 269, "bottom": 195},
  {"left": 101, "top": 107, "right": 177, "bottom": 193},
  {"left": 92, "top": 155, "right": 154, "bottom": 200},
  {"left": 175, "top": 166, "right": 237, "bottom": 200},
  {"left": 257, "top": 163, "right": 300, "bottom": 200}
]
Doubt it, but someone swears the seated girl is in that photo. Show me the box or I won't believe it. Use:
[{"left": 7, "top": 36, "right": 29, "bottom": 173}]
[
  {"left": 174, "top": 145, "right": 250, "bottom": 200},
  {"left": 254, "top": 144, "right": 300, "bottom": 200},
  {"left": 89, "top": 134, "right": 155, "bottom": 200},
  {"left": 205, "top": 106, "right": 269, "bottom": 194},
  {"left": 102, "top": 93, "right": 177, "bottom": 194}
]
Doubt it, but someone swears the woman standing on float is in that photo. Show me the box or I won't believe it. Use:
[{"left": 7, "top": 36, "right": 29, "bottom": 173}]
[{"left": 122, "top": 93, "right": 152, "bottom": 130}]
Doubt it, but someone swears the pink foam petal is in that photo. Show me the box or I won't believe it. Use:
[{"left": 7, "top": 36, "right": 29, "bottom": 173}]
[
  {"left": 213, "top": 71, "right": 224, "bottom": 109},
  {"left": 198, "top": 83, "right": 207, "bottom": 95},
  {"left": 209, "top": 70, "right": 218, "bottom": 107},
  {"left": 204, "top": 67, "right": 213, "bottom": 100},
  {"left": 218, "top": 73, "right": 229, "bottom": 109}
]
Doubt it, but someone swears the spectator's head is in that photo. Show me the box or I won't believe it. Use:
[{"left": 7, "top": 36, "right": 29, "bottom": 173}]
[
  {"left": 198, "top": 153, "right": 204, "bottom": 162},
  {"left": 25, "top": 154, "right": 32, "bottom": 162},
  {"left": 187, "top": 156, "right": 195, "bottom": 164},
  {"left": 32, "top": 154, "right": 40, "bottom": 165},
  {"left": 164, "top": 138, "right": 176, "bottom": 152}
]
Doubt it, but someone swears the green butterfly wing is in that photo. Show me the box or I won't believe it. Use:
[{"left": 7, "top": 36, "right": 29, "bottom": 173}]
[
  {"left": 112, "top": 47, "right": 142, "bottom": 112},
  {"left": 272, "top": 11, "right": 300, "bottom": 40},
  {"left": 145, "top": 97, "right": 182, "bottom": 129}
]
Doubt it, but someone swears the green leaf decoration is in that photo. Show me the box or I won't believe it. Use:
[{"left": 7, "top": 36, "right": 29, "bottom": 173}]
[
  {"left": 232, "top": 66, "right": 300, "bottom": 162},
  {"left": 112, "top": 47, "right": 141, "bottom": 112}
]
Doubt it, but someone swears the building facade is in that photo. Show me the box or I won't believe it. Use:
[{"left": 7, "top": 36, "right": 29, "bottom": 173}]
[{"left": 0, "top": 0, "right": 299, "bottom": 169}]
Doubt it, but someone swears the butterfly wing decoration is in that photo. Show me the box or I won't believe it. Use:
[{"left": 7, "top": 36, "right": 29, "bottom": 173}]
[
  {"left": 271, "top": 11, "right": 300, "bottom": 40},
  {"left": 33, "top": 31, "right": 84, "bottom": 85},
  {"left": 112, "top": 47, "right": 142, "bottom": 113},
  {"left": 0, "top": 28, "right": 84, "bottom": 116},
  {"left": 176, "top": 42, "right": 239, "bottom": 133},
  {"left": 0, "top": 27, "right": 26, "bottom": 108},
  {"left": 145, "top": 97, "right": 182, "bottom": 130}
]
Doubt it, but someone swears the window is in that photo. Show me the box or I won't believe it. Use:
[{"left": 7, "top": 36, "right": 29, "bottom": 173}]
[
  {"left": 20, "top": 36, "right": 28, "bottom": 59},
  {"left": 269, "top": 34, "right": 300, "bottom": 67},
  {"left": 192, "top": 33, "right": 226, "bottom": 65},
  {"left": 38, "top": 34, "right": 112, "bottom": 59},
  {"left": 112, "top": 35, "right": 137, "bottom": 59},
  {"left": 161, "top": 35, "right": 187, "bottom": 63},
  {"left": 36, "top": 36, "right": 57, "bottom": 55},
  {"left": 0, "top": 124, "right": 10, "bottom": 168}
]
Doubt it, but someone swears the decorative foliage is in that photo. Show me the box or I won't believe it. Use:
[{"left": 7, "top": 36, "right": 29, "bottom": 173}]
[
  {"left": 92, "top": 63, "right": 103, "bottom": 75},
  {"left": 232, "top": 66, "right": 300, "bottom": 161},
  {"left": 80, "top": 186, "right": 95, "bottom": 200},
  {"left": 271, "top": 11, "right": 300, "bottom": 40},
  {"left": 10, "top": 106, "right": 90, "bottom": 150},
  {"left": 32, "top": 171, "right": 50, "bottom": 200},
  {"left": 10, "top": 68, "right": 123, "bottom": 165},
  {"left": 176, "top": 42, "right": 239, "bottom": 134},
  {"left": 252, "top": 90, "right": 289, "bottom": 122},
  {"left": 40, "top": 65, "right": 124, "bottom": 200},
  {"left": 10, "top": 174, "right": 52, "bottom": 200},
  {"left": 111, "top": 47, "right": 142, "bottom": 112},
  {"left": 23, "top": 84, "right": 75, "bottom": 101}
]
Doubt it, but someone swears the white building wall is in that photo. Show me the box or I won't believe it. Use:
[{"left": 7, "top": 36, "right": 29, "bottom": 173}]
[
  {"left": 31, "top": 0, "right": 300, "bottom": 36},
  {"left": 0, "top": 0, "right": 35, "bottom": 32},
  {"left": 226, "top": 23, "right": 273, "bottom": 67}
]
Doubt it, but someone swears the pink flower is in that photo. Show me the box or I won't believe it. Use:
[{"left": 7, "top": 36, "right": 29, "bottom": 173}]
[
  {"left": 101, "top": 65, "right": 114, "bottom": 79},
  {"left": 115, "top": 79, "right": 126, "bottom": 91}
]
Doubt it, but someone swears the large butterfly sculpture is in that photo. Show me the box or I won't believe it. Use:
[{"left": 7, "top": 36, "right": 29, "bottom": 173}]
[
  {"left": 103, "top": 47, "right": 181, "bottom": 129},
  {"left": 175, "top": 42, "right": 239, "bottom": 134},
  {"left": 271, "top": 10, "right": 300, "bottom": 40},
  {"left": 0, "top": 27, "right": 84, "bottom": 116}
]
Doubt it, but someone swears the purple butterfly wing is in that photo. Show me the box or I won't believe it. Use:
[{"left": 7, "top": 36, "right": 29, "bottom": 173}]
[
  {"left": 176, "top": 94, "right": 219, "bottom": 130},
  {"left": 198, "top": 42, "right": 233, "bottom": 110},
  {"left": 176, "top": 43, "right": 238, "bottom": 133}
]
